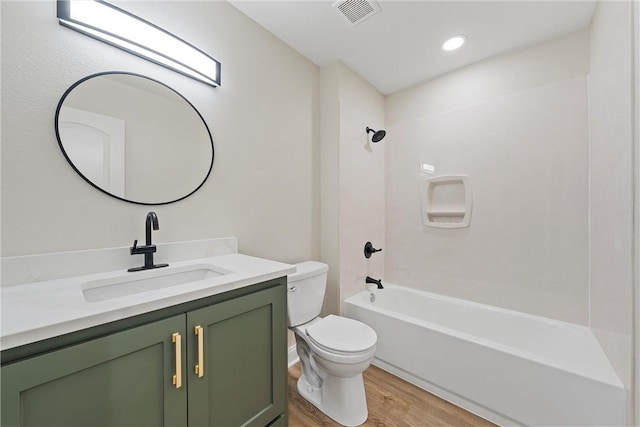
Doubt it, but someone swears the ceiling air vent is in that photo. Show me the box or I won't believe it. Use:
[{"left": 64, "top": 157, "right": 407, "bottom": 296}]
[{"left": 332, "top": 0, "right": 381, "bottom": 27}]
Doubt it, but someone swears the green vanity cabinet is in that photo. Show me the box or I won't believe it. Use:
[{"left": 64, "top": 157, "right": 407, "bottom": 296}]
[
  {"left": 1, "top": 280, "right": 287, "bottom": 427},
  {"left": 187, "top": 285, "right": 286, "bottom": 426},
  {"left": 1, "top": 315, "right": 187, "bottom": 426}
]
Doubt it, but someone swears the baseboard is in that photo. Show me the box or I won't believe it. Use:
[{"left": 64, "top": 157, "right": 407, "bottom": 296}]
[{"left": 288, "top": 344, "right": 299, "bottom": 367}]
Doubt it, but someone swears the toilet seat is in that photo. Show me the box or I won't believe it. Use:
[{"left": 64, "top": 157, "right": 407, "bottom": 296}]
[{"left": 305, "top": 315, "right": 377, "bottom": 355}]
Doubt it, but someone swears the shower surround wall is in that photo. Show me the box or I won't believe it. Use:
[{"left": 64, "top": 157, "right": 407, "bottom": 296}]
[
  {"left": 588, "top": 0, "right": 635, "bottom": 422},
  {"left": 385, "top": 29, "right": 590, "bottom": 325},
  {"left": 320, "top": 61, "right": 385, "bottom": 315}
]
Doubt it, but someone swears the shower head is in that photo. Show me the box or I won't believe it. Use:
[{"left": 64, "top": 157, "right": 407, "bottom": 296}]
[{"left": 366, "top": 127, "right": 386, "bottom": 143}]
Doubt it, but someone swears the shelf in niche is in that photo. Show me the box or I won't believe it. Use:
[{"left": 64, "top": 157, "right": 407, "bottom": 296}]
[
  {"left": 421, "top": 175, "right": 472, "bottom": 229},
  {"left": 426, "top": 209, "right": 466, "bottom": 218}
]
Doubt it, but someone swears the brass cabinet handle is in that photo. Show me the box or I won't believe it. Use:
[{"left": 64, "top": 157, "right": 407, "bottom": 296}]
[
  {"left": 195, "top": 325, "right": 204, "bottom": 378},
  {"left": 172, "top": 332, "right": 182, "bottom": 389}
]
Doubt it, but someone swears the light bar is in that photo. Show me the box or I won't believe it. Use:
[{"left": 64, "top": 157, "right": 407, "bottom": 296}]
[{"left": 57, "top": 0, "right": 221, "bottom": 87}]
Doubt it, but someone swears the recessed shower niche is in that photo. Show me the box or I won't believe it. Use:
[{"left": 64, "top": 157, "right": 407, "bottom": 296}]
[{"left": 421, "top": 175, "right": 472, "bottom": 229}]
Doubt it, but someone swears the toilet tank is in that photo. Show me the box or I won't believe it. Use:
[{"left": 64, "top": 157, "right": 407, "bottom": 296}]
[{"left": 287, "top": 261, "right": 329, "bottom": 327}]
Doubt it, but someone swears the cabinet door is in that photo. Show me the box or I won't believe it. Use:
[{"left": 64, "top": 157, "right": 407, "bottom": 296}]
[
  {"left": 1, "top": 315, "right": 187, "bottom": 427},
  {"left": 187, "top": 285, "right": 286, "bottom": 427}
]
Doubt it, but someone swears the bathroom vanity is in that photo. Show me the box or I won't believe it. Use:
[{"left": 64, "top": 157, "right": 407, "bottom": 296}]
[{"left": 1, "top": 239, "right": 294, "bottom": 427}]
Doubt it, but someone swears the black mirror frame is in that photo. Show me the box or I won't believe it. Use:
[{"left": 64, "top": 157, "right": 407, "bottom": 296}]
[{"left": 54, "top": 71, "right": 214, "bottom": 205}]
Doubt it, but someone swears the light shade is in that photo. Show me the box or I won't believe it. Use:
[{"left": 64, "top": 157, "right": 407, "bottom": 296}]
[{"left": 57, "top": 0, "right": 221, "bottom": 87}]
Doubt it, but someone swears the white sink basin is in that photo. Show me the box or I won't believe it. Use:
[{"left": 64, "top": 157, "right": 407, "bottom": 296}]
[{"left": 82, "top": 264, "right": 231, "bottom": 303}]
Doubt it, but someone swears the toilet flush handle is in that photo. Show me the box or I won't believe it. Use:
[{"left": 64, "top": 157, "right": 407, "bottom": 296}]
[{"left": 288, "top": 286, "right": 297, "bottom": 292}]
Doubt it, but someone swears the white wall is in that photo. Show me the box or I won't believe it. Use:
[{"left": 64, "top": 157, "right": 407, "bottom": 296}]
[
  {"left": 320, "top": 61, "right": 385, "bottom": 314},
  {"left": 385, "top": 30, "right": 590, "bottom": 324},
  {"left": 320, "top": 62, "right": 341, "bottom": 316},
  {"left": 1, "top": 1, "right": 320, "bottom": 264},
  {"left": 588, "top": 0, "right": 635, "bottom": 422},
  {"left": 635, "top": 3, "right": 640, "bottom": 425}
]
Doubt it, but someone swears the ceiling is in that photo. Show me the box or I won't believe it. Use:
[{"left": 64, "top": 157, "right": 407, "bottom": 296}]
[{"left": 228, "top": 0, "right": 596, "bottom": 94}]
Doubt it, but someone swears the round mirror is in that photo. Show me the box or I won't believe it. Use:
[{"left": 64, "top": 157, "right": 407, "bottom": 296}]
[{"left": 55, "top": 72, "right": 214, "bottom": 205}]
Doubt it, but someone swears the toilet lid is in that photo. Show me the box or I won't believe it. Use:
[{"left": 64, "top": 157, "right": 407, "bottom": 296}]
[{"left": 305, "top": 315, "right": 377, "bottom": 353}]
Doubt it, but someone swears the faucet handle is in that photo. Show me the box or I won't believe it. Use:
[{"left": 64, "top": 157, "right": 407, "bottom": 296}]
[
  {"left": 131, "top": 239, "right": 138, "bottom": 249},
  {"left": 364, "top": 241, "right": 382, "bottom": 259}
]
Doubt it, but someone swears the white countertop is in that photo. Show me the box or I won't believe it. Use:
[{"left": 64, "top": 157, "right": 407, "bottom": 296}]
[{"left": 1, "top": 253, "right": 295, "bottom": 350}]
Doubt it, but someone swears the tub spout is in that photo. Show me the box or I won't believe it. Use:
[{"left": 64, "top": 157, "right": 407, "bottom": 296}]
[{"left": 366, "top": 276, "right": 384, "bottom": 289}]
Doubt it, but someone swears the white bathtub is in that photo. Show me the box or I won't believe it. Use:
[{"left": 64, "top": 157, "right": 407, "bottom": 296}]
[{"left": 344, "top": 284, "right": 625, "bottom": 426}]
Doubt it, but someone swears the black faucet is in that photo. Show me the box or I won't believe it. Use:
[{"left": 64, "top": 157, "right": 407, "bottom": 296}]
[
  {"left": 128, "top": 212, "right": 169, "bottom": 272},
  {"left": 366, "top": 276, "right": 384, "bottom": 289}
]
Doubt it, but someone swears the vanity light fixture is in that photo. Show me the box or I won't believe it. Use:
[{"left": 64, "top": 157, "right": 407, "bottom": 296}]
[
  {"left": 441, "top": 35, "right": 466, "bottom": 52},
  {"left": 57, "top": 0, "right": 221, "bottom": 87}
]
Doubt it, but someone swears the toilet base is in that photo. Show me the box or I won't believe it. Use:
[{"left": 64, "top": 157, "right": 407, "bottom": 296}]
[{"left": 297, "top": 371, "right": 368, "bottom": 427}]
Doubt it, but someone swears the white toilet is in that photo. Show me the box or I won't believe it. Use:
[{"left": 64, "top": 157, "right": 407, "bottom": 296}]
[{"left": 288, "top": 261, "right": 377, "bottom": 427}]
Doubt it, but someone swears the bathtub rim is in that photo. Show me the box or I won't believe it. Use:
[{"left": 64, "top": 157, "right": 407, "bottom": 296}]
[{"left": 344, "top": 283, "right": 624, "bottom": 390}]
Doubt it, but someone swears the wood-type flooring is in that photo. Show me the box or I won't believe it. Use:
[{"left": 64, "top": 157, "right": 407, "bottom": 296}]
[{"left": 288, "top": 363, "right": 496, "bottom": 427}]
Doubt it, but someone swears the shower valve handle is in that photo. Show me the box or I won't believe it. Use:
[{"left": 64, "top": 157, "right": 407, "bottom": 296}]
[{"left": 364, "top": 241, "right": 382, "bottom": 259}]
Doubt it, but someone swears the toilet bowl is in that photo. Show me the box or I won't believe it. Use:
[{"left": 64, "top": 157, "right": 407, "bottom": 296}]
[{"left": 288, "top": 262, "right": 377, "bottom": 426}]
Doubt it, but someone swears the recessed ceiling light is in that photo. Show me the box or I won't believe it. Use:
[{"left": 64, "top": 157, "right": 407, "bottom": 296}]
[{"left": 441, "top": 35, "right": 466, "bottom": 52}]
